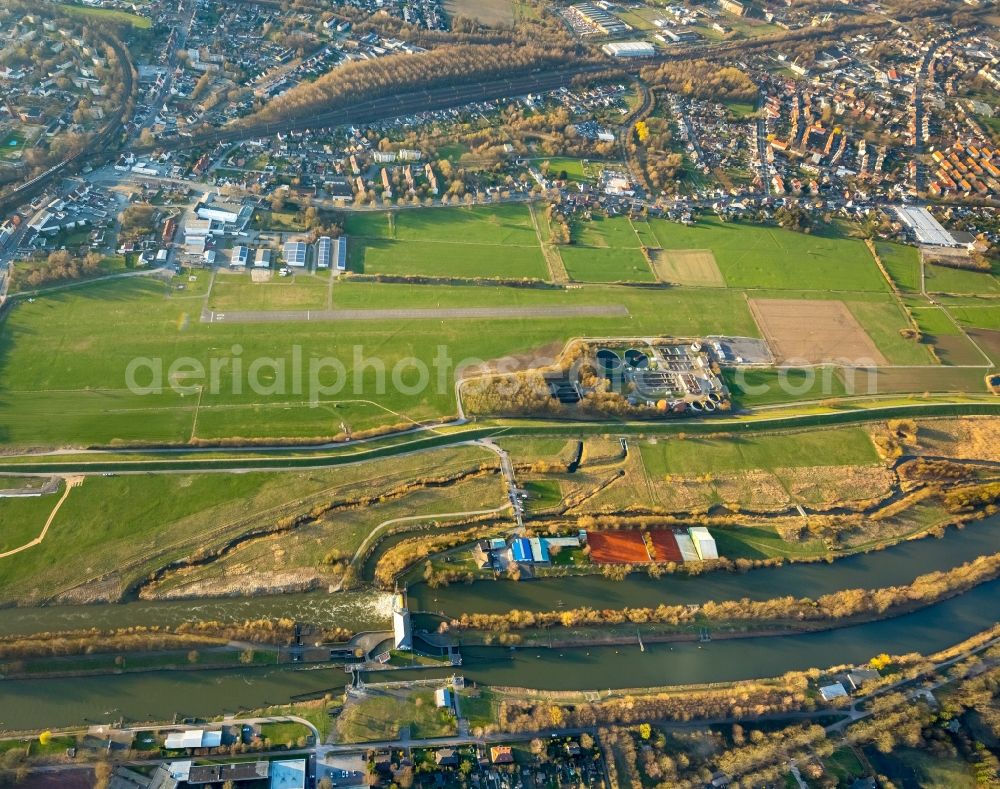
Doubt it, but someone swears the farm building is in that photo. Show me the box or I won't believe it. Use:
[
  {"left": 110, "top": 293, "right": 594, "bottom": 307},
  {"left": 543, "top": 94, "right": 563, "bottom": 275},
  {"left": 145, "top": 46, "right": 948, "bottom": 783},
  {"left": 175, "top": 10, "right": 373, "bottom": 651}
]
[
  {"left": 254, "top": 248, "right": 272, "bottom": 268},
  {"left": 688, "top": 527, "right": 719, "bottom": 560}
]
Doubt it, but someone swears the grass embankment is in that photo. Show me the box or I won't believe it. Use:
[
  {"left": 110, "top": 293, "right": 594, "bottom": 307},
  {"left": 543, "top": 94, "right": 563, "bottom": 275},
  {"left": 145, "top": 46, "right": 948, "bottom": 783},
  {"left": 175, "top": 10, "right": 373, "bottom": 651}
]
[
  {"left": 0, "top": 445, "right": 496, "bottom": 605},
  {"left": 337, "top": 689, "right": 457, "bottom": 742}
]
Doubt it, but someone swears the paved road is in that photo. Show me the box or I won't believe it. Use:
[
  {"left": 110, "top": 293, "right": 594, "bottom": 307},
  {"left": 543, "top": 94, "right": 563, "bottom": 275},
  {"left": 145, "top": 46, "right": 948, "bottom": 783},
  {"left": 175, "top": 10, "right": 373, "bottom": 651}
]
[{"left": 200, "top": 304, "right": 629, "bottom": 324}]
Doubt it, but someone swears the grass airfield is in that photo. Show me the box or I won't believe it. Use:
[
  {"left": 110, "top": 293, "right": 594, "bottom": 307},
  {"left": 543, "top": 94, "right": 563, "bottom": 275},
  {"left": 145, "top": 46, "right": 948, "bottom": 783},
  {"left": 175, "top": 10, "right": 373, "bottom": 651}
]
[{"left": 0, "top": 204, "right": 996, "bottom": 449}]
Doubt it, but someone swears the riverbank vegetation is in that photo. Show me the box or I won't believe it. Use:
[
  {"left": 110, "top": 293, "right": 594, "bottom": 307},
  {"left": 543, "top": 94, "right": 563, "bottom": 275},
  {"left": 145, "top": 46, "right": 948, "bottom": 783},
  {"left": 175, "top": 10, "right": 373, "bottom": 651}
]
[{"left": 443, "top": 550, "right": 1000, "bottom": 642}]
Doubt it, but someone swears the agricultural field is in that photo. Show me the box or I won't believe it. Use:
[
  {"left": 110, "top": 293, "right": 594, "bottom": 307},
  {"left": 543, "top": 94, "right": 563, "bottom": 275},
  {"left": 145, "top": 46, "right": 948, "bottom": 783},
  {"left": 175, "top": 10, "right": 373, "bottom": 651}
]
[
  {"left": 559, "top": 246, "right": 655, "bottom": 283},
  {"left": 876, "top": 241, "right": 921, "bottom": 292},
  {"left": 923, "top": 261, "right": 1000, "bottom": 295}
]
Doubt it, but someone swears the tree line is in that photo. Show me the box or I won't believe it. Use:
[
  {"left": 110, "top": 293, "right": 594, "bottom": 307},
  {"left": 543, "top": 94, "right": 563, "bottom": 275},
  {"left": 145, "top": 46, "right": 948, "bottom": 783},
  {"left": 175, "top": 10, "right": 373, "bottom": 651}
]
[{"left": 447, "top": 550, "right": 1000, "bottom": 633}]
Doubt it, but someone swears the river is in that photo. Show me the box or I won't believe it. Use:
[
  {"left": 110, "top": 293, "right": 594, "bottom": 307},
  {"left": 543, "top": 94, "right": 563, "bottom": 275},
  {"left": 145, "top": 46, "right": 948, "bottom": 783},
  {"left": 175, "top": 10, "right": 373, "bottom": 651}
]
[
  {"left": 410, "top": 517, "right": 1000, "bottom": 615},
  {"left": 0, "top": 590, "right": 394, "bottom": 637},
  {"left": 0, "top": 518, "right": 998, "bottom": 731},
  {"left": 2, "top": 580, "right": 999, "bottom": 731}
]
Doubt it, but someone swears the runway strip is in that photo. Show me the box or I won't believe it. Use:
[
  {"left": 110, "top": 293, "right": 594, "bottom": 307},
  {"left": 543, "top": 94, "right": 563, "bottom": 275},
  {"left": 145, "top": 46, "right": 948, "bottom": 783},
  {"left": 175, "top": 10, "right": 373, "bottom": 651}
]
[{"left": 201, "top": 304, "right": 629, "bottom": 324}]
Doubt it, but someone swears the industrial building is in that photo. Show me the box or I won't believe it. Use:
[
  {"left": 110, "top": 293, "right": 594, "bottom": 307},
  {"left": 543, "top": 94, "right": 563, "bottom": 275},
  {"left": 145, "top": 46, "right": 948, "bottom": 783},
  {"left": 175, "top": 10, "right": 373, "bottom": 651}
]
[
  {"left": 602, "top": 41, "right": 656, "bottom": 58},
  {"left": 894, "top": 205, "right": 968, "bottom": 248},
  {"left": 229, "top": 245, "right": 250, "bottom": 269},
  {"left": 230, "top": 245, "right": 250, "bottom": 269},
  {"left": 254, "top": 248, "right": 272, "bottom": 269},
  {"left": 567, "top": 3, "right": 631, "bottom": 36}
]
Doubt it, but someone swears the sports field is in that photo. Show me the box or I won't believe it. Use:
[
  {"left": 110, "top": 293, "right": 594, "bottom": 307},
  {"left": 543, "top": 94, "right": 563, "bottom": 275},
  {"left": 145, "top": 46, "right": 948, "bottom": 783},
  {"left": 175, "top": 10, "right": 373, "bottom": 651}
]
[{"left": 587, "top": 531, "right": 650, "bottom": 564}]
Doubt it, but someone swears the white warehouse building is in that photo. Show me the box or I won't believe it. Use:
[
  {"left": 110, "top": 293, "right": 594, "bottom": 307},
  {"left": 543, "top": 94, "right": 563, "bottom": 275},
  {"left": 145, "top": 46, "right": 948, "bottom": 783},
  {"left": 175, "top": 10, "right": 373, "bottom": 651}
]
[{"left": 602, "top": 41, "right": 656, "bottom": 58}]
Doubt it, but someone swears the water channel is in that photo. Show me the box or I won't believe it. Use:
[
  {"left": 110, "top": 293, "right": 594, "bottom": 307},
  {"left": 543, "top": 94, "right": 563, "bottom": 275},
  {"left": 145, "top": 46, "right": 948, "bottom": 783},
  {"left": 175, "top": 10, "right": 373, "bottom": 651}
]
[{"left": 0, "top": 518, "right": 998, "bottom": 731}]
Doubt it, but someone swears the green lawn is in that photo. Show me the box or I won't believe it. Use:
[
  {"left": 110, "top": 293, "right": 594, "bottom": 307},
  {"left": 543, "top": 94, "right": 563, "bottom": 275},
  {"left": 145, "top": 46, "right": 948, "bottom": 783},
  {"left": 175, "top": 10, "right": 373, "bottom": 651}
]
[
  {"left": 259, "top": 721, "right": 313, "bottom": 747},
  {"left": 0, "top": 486, "right": 64, "bottom": 553},
  {"left": 350, "top": 237, "right": 548, "bottom": 279},
  {"left": 337, "top": 690, "right": 457, "bottom": 742},
  {"left": 647, "top": 217, "right": 888, "bottom": 292},
  {"left": 639, "top": 427, "right": 879, "bottom": 475},
  {"left": 536, "top": 157, "right": 596, "bottom": 182},
  {"left": 560, "top": 246, "right": 655, "bottom": 283},
  {"left": 711, "top": 525, "right": 827, "bottom": 560},
  {"left": 208, "top": 272, "right": 330, "bottom": 311},
  {"left": 56, "top": 3, "right": 152, "bottom": 27},
  {"left": 346, "top": 204, "right": 548, "bottom": 279},
  {"left": 723, "top": 367, "right": 847, "bottom": 406}
]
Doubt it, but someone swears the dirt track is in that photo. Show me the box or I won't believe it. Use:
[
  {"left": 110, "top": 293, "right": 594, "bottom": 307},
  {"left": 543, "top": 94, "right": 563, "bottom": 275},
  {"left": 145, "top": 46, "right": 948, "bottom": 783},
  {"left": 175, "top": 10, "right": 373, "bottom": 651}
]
[{"left": 201, "top": 304, "right": 629, "bottom": 324}]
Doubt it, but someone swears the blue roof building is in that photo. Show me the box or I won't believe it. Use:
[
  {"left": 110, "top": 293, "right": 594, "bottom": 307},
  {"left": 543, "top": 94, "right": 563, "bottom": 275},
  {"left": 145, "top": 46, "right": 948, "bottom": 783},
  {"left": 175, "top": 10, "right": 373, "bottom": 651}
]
[{"left": 511, "top": 538, "right": 531, "bottom": 563}]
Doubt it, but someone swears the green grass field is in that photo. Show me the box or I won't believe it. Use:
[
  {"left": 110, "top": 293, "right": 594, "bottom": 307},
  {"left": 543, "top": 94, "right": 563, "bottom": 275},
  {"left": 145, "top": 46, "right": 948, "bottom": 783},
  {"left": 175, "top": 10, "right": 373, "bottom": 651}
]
[
  {"left": 948, "top": 305, "right": 1000, "bottom": 331},
  {"left": 639, "top": 427, "right": 879, "bottom": 475},
  {"left": 346, "top": 204, "right": 548, "bottom": 279},
  {"left": 924, "top": 261, "right": 1000, "bottom": 295},
  {"left": 208, "top": 272, "right": 330, "bottom": 311},
  {"left": 0, "top": 446, "right": 494, "bottom": 604},
  {"left": 56, "top": 2, "right": 152, "bottom": 27},
  {"left": 338, "top": 690, "right": 457, "bottom": 742},
  {"left": 0, "top": 207, "right": 972, "bottom": 449},
  {"left": 876, "top": 241, "right": 921, "bottom": 292},
  {"left": 0, "top": 487, "right": 64, "bottom": 553},
  {"left": 647, "top": 216, "right": 888, "bottom": 292},
  {"left": 559, "top": 246, "right": 655, "bottom": 282}
]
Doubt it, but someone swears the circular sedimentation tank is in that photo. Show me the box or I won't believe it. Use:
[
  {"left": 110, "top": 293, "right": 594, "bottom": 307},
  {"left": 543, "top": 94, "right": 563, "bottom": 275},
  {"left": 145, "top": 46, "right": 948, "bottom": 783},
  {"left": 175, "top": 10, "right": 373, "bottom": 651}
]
[
  {"left": 596, "top": 348, "right": 623, "bottom": 373},
  {"left": 624, "top": 349, "right": 649, "bottom": 369}
]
